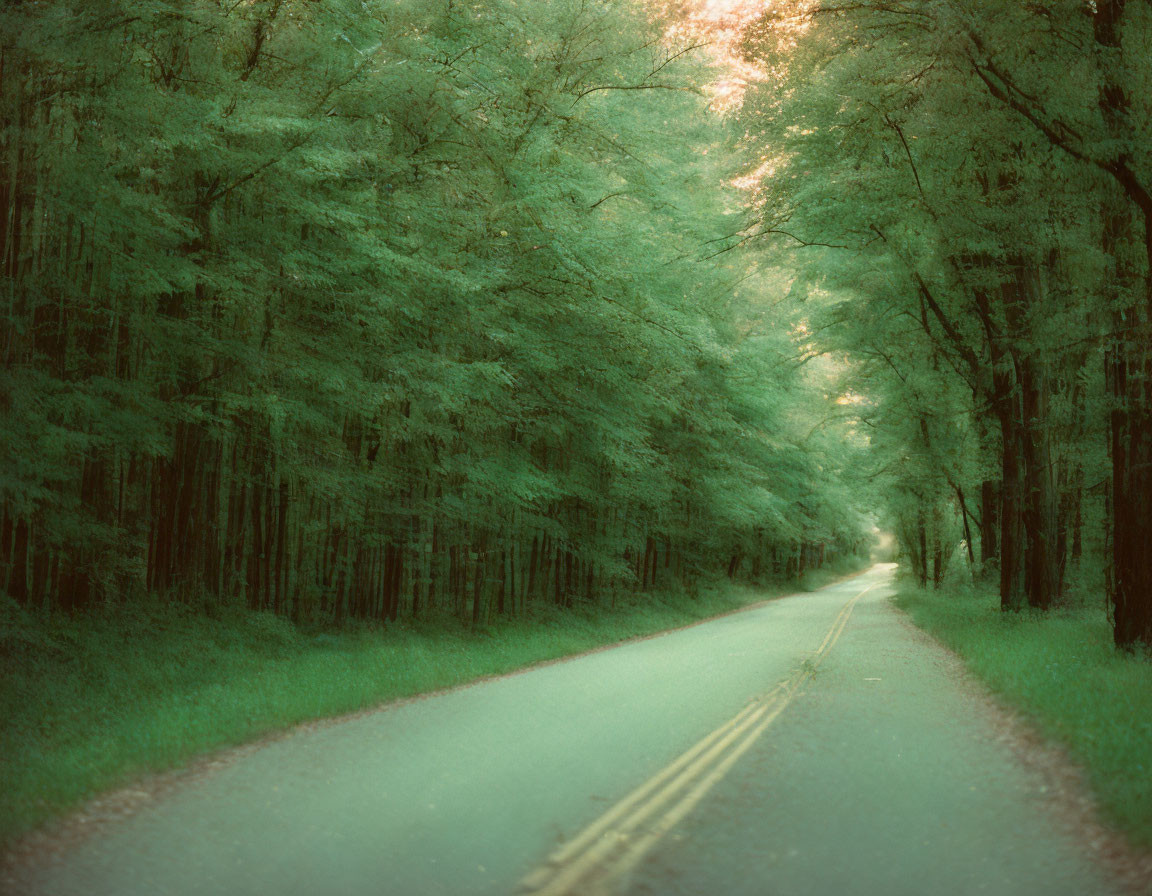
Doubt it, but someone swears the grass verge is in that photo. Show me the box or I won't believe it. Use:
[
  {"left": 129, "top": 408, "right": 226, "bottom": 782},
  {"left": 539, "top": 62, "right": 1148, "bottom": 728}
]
[
  {"left": 0, "top": 565, "right": 858, "bottom": 850},
  {"left": 894, "top": 583, "right": 1152, "bottom": 848}
]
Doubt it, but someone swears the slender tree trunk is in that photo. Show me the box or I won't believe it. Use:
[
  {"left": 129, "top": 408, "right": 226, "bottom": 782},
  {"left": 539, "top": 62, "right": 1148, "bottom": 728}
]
[
  {"left": 998, "top": 391, "right": 1026, "bottom": 611},
  {"left": 954, "top": 484, "right": 976, "bottom": 568},
  {"left": 916, "top": 506, "right": 928, "bottom": 588},
  {"left": 1019, "top": 354, "right": 1061, "bottom": 609}
]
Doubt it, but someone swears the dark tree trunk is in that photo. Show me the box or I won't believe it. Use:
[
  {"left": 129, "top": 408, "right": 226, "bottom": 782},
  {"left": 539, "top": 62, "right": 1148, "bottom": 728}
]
[
  {"left": 1019, "top": 355, "right": 1061, "bottom": 609},
  {"left": 1071, "top": 467, "right": 1083, "bottom": 564},
  {"left": 954, "top": 484, "right": 976, "bottom": 568},
  {"left": 998, "top": 391, "right": 1026, "bottom": 611},
  {"left": 917, "top": 507, "right": 928, "bottom": 588},
  {"left": 727, "top": 553, "right": 741, "bottom": 579},
  {"left": 1094, "top": 0, "right": 1152, "bottom": 647},
  {"left": 471, "top": 543, "right": 485, "bottom": 627},
  {"left": 979, "top": 479, "right": 999, "bottom": 570},
  {"left": 1109, "top": 333, "right": 1152, "bottom": 645}
]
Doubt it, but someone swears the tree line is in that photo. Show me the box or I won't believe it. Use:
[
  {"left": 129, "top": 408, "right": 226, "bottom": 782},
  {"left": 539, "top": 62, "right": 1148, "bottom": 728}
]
[
  {"left": 0, "top": 0, "right": 869, "bottom": 626},
  {"left": 734, "top": 0, "right": 1152, "bottom": 647}
]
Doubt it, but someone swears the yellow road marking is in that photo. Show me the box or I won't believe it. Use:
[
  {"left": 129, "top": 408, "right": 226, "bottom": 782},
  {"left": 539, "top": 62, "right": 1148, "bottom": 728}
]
[
  {"left": 521, "top": 581, "right": 876, "bottom": 896},
  {"left": 523, "top": 698, "right": 778, "bottom": 896},
  {"left": 517, "top": 698, "right": 768, "bottom": 892},
  {"left": 593, "top": 701, "right": 785, "bottom": 889}
]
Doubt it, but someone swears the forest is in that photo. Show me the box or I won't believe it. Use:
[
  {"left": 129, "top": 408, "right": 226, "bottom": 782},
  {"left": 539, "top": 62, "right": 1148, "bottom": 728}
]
[
  {"left": 1, "top": 0, "right": 873, "bottom": 630},
  {"left": 4, "top": 0, "right": 1151, "bottom": 643},
  {"left": 742, "top": 0, "right": 1152, "bottom": 649},
  {"left": 3, "top": 0, "right": 1152, "bottom": 859}
]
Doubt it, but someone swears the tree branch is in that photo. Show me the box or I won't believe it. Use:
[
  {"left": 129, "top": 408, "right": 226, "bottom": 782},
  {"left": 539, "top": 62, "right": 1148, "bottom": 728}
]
[{"left": 572, "top": 83, "right": 700, "bottom": 104}]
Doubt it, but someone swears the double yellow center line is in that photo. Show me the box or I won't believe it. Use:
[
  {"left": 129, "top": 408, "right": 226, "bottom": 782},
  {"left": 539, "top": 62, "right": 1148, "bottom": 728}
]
[{"left": 520, "top": 581, "right": 876, "bottom": 896}]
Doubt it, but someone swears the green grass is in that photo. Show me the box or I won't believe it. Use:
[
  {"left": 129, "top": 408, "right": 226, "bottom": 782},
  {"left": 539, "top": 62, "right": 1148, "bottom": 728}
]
[
  {"left": 894, "top": 583, "right": 1152, "bottom": 847},
  {"left": 0, "top": 566, "right": 857, "bottom": 849}
]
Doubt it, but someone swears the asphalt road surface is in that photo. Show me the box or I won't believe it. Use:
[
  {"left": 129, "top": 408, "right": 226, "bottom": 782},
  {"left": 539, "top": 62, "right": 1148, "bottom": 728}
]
[{"left": 8, "top": 565, "right": 1123, "bottom": 895}]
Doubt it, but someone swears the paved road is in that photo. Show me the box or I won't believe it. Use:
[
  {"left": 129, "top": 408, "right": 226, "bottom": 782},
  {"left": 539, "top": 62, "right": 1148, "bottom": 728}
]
[{"left": 9, "top": 565, "right": 1122, "bottom": 895}]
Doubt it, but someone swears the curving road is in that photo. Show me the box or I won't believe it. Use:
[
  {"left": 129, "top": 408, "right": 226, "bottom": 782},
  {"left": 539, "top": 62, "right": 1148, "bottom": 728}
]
[{"left": 8, "top": 565, "right": 1122, "bottom": 895}]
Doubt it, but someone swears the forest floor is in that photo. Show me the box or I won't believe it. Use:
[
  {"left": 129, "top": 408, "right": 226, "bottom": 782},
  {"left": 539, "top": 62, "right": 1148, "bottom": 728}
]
[
  {"left": 895, "top": 582, "right": 1152, "bottom": 887},
  {"left": 0, "top": 563, "right": 858, "bottom": 852}
]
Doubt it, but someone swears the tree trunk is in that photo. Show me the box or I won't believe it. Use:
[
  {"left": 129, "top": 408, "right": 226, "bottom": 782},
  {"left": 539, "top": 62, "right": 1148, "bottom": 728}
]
[
  {"left": 1094, "top": 0, "right": 1152, "bottom": 647},
  {"left": 978, "top": 479, "right": 999, "bottom": 570},
  {"left": 998, "top": 391, "right": 1026, "bottom": 611},
  {"left": 916, "top": 506, "right": 928, "bottom": 588},
  {"left": 1019, "top": 353, "right": 1061, "bottom": 609}
]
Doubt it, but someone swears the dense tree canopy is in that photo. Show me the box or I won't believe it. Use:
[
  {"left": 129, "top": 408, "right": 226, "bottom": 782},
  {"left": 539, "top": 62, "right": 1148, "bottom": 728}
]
[
  {"left": 732, "top": 0, "right": 1152, "bottom": 646},
  {"left": 6, "top": 0, "right": 1151, "bottom": 652},
  {"left": 0, "top": 0, "right": 871, "bottom": 626}
]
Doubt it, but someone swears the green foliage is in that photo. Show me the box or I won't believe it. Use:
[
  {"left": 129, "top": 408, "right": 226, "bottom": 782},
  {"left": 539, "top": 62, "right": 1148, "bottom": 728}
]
[
  {"left": 0, "top": 0, "right": 870, "bottom": 622},
  {"left": 734, "top": 0, "right": 1136, "bottom": 612}
]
